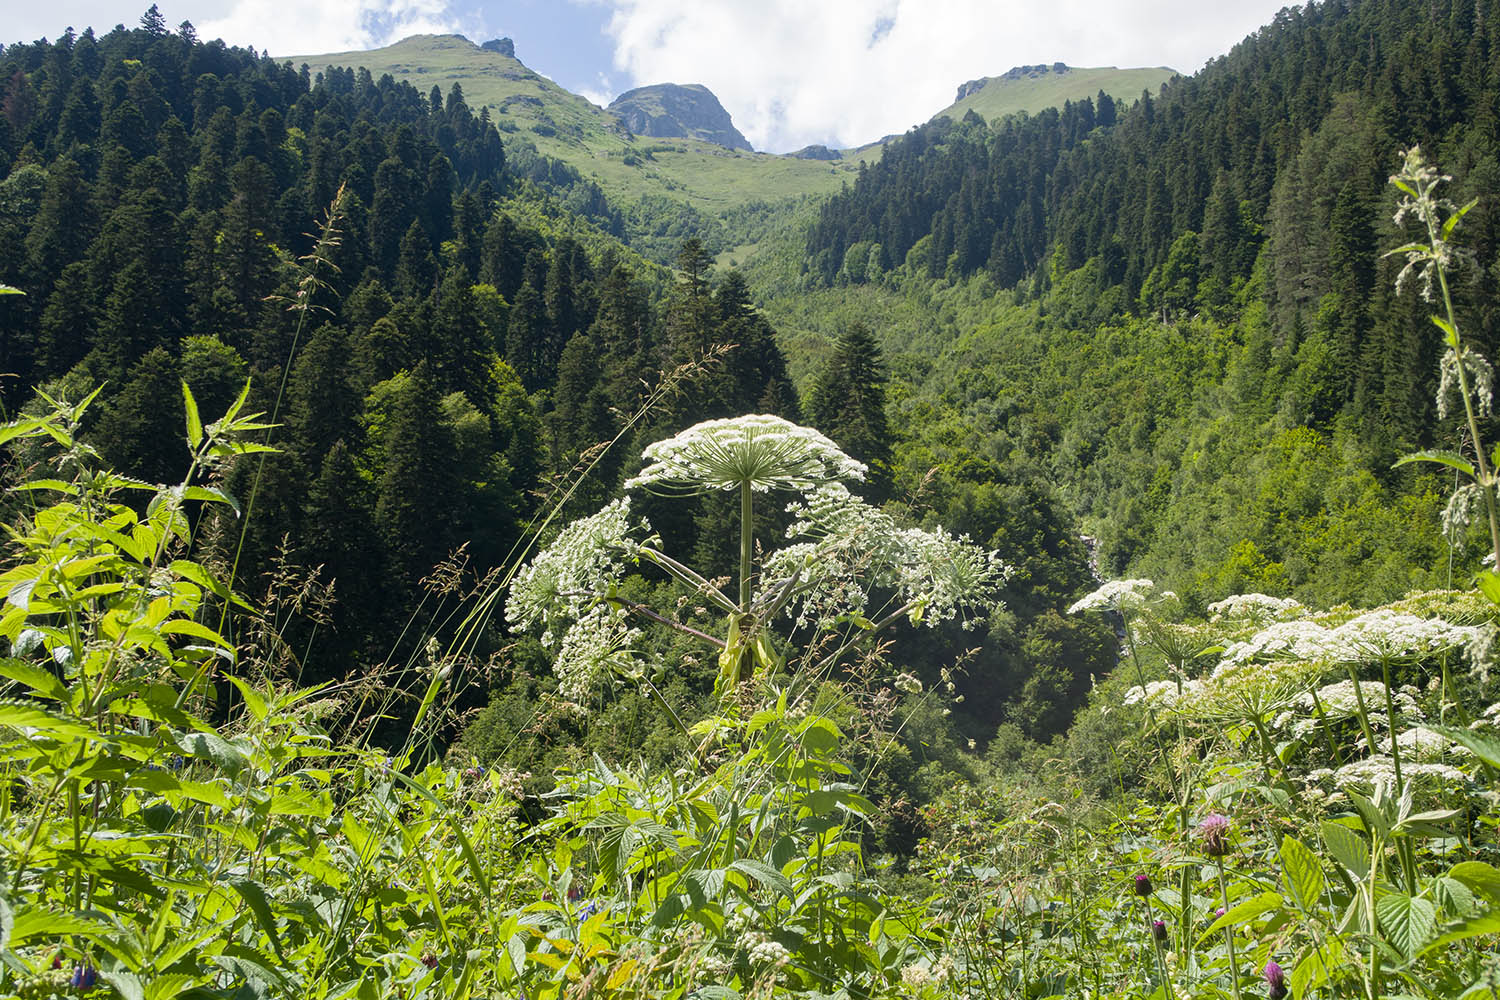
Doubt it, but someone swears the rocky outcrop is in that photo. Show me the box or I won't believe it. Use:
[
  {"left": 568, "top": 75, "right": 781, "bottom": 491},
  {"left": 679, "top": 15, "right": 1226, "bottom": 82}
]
[
  {"left": 790, "top": 144, "right": 841, "bottom": 160},
  {"left": 608, "top": 84, "right": 753, "bottom": 151},
  {"left": 481, "top": 37, "right": 514, "bottom": 57},
  {"left": 954, "top": 64, "right": 1071, "bottom": 103}
]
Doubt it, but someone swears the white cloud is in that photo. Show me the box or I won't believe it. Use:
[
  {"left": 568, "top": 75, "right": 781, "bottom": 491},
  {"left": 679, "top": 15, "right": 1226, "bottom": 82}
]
[
  {"left": 593, "top": 0, "right": 1291, "bottom": 152},
  {"left": 200, "top": 0, "right": 462, "bottom": 55}
]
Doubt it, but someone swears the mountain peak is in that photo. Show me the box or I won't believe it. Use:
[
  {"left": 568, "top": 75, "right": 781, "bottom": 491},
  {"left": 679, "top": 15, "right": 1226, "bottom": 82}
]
[{"left": 608, "top": 83, "right": 754, "bottom": 152}]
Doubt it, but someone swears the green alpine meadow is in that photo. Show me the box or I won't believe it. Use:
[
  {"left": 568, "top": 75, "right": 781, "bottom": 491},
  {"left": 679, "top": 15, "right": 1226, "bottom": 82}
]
[{"left": 1, "top": 0, "right": 1499, "bottom": 997}]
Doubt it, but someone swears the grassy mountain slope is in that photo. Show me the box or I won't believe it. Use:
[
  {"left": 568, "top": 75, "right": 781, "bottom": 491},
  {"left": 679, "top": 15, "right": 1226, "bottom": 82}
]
[
  {"left": 284, "top": 34, "right": 864, "bottom": 212},
  {"left": 936, "top": 64, "right": 1178, "bottom": 122}
]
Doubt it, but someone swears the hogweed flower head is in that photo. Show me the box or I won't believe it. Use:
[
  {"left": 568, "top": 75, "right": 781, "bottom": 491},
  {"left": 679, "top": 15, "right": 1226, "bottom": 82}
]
[
  {"left": 507, "top": 498, "right": 652, "bottom": 645},
  {"left": 625, "top": 414, "right": 865, "bottom": 496},
  {"left": 1207, "top": 593, "right": 1305, "bottom": 622},
  {"left": 1069, "top": 578, "right": 1155, "bottom": 614},
  {"left": 765, "top": 484, "right": 1007, "bottom": 630}
]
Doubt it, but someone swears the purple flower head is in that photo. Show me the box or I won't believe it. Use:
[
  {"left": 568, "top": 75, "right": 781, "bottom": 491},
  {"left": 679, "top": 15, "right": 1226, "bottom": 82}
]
[
  {"left": 1200, "top": 813, "right": 1232, "bottom": 857},
  {"left": 1152, "top": 919, "right": 1168, "bottom": 943},
  {"left": 1215, "top": 908, "right": 1226, "bottom": 918},
  {"left": 1133, "top": 873, "right": 1154, "bottom": 897},
  {"left": 71, "top": 962, "right": 97, "bottom": 989},
  {"left": 1264, "top": 960, "right": 1288, "bottom": 1000}
]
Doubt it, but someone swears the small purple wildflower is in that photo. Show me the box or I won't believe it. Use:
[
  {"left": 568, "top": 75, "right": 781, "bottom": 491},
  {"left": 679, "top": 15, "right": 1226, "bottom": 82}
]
[
  {"left": 1152, "top": 919, "right": 1168, "bottom": 943},
  {"left": 71, "top": 962, "right": 97, "bottom": 990},
  {"left": 1264, "top": 960, "right": 1288, "bottom": 1000},
  {"left": 1200, "top": 813, "right": 1232, "bottom": 857},
  {"left": 1215, "top": 907, "right": 1226, "bottom": 918},
  {"left": 1133, "top": 873, "right": 1154, "bottom": 897}
]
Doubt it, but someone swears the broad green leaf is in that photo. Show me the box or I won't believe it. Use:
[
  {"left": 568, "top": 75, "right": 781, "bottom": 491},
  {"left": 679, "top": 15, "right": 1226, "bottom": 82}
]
[
  {"left": 230, "top": 879, "right": 284, "bottom": 960},
  {"left": 1427, "top": 725, "right": 1500, "bottom": 769},
  {"left": 1377, "top": 892, "right": 1436, "bottom": 959},
  {"left": 1291, "top": 937, "right": 1344, "bottom": 998},
  {"left": 1392, "top": 449, "right": 1474, "bottom": 477},
  {"left": 1196, "top": 891, "right": 1283, "bottom": 945},
  {"left": 1446, "top": 861, "right": 1500, "bottom": 903},
  {"left": 730, "top": 859, "right": 793, "bottom": 898},
  {"left": 182, "top": 381, "right": 203, "bottom": 449},
  {"left": 1280, "top": 836, "right": 1326, "bottom": 913},
  {"left": 1321, "top": 821, "right": 1370, "bottom": 879},
  {"left": 0, "top": 658, "right": 69, "bottom": 701},
  {"left": 1420, "top": 911, "right": 1500, "bottom": 956}
]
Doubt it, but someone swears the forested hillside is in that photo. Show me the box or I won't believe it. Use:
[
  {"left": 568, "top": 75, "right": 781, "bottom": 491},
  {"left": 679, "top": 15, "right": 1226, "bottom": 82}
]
[
  {"left": 777, "top": 0, "right": 1500, "bottom": 614},
  {"left": 5, "top": 3, "right": 1500, "bottom": 998},
  {"left": 0, "top": 14, "right": 814, "bottom": 711}
]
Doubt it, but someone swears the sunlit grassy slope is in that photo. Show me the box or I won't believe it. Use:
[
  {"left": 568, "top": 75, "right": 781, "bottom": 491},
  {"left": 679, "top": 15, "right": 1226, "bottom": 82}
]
[
  {"left": 284, "top": 34, "right": 866, "bottom": 213},
  {"left": 936, "top": 65, "right": 1179, "bottom": 122}
]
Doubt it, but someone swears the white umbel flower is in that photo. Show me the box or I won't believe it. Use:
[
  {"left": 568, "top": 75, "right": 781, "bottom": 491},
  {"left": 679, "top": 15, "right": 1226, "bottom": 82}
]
[
  {"left": 625, "top": 414, "right": 866, "bottom": 495},
  {"left": 1068, "top": 579, "right": 1155, "bottom": 614},
  {"left": 506, "top": 499, "right": 651, "bottom": 645},
  {"left": 1207, "top": 593, "right": 1305, "bottom": 622},
  {"left": 764, "top": 484, "right": 1007, "bottom": 630}
]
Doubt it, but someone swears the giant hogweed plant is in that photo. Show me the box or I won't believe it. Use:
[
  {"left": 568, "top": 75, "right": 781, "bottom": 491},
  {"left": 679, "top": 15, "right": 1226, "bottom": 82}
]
[
  {"left": 905, "top": 580, "right": 1500, "bottom": 1000},
  {"left": 506, "top": 413, "right": 1008, "bottom": 712}
]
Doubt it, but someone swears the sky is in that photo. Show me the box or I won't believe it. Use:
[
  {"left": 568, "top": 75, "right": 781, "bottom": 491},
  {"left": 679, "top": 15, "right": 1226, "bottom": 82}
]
[{"left": 7, "top": 0, "right": 1296, "bottom": 152}]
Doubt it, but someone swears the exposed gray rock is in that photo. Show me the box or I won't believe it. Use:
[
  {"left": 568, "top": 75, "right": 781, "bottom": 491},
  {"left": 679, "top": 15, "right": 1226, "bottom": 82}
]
[
  {"left": 481, "top": 37, "right": 515, "bottom": 57},
  {"left": 608, "top": 83, "right": 753, "bottom": 151},
  {"left": 790, "top": 144, "right": 841, "bottom": 160}
]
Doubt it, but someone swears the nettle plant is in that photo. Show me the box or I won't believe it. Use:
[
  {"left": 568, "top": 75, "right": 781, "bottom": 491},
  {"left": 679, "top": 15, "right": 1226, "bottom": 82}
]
[{"left": 507, "top": 414, "right": 1008, "bottom": 710}]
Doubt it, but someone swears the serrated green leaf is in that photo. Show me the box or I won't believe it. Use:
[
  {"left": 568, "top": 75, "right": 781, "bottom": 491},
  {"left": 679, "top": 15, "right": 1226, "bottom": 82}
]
[
  {"left": 1427, "top": 724, "right": 1500, "bottom": 769},
  {"left": 1196, "top": 891, "right": 1284, "bottom": 945},
  {"left": 182, "top": 382, "right": 203, "bottom": 449},
  {"left": 1420, "top": 910, "right": 1500, "bottom": 956},
  {"left": 1321, "top": 821, "right": 1370, "bottom": 879},
  {"left": 730, "top": 859, "right": 793, "bottom": 898},
  {"left": 1446, "top": 861, "right": 1500, "bottom": 903},
  {"left": 1376, "top": 892, "right": 1436, "bottom": 959},
  {"left": 1280, "top": 836, "right": 1325, "bottom": 913}
]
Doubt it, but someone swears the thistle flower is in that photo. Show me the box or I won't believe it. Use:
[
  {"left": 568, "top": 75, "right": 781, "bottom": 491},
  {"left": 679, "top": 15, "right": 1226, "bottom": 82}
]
[
  {"left": 1199, "top": 813, "right": 1231, "bottom": 857},
  {"left": 1134, "top": 873, "right": 1153, "bottom": 897},
  {"left": 1152, "top": 919, "right": 1168, "bottom": 943},
  {"left": 1264, "top": 960, "right": 1288, "bottom": 1000},
  {"left": 625, "top": 414, "right": 865, "bottom": 495}
]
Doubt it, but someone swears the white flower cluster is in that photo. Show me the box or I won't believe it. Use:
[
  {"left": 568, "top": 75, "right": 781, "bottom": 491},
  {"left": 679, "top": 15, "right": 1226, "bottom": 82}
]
[
  {"left": 1442, "top": 484, "right": 1484, "bottom": 546},
  {"left": 747, "top": 937, "right": 790, "bottom": 967},
  {"left": 1218, "top": 610, "right": 1493, "bottom": 668},
  {"left": 1381, "top": 725, "right": 1453, "bottom": 761},
  {"left": 1218, "top": 620, "right": 1341, "bottom": 665},
  {"left": 1207, "top": 593, "right": 1305, "bottom": 622},
  {"left": 1437, "top": 345, "right": 1494, "bottom": 419},
  {"left": 893, "top": 671, "right": 923, "bottom": 695},
  {"left": 551, "top": 605, "right": 644, "bottom": 706},
  {"left": 625, "top": 414, "right": 866, "bottom": 495},
  {"left": 1067, "top": 578, "right": 1155, "bottom": 614},
  {"left": 764, "top": 485, "right": 1008, "bottom": 630},
  {"left": 1333, "top": 608, "right": 1493, "bottom": 663},
  {"left": 1122, "top": 679, "right": 1203, "bottom": 712},
  {"left": 506, "top": 499, "right": 651, "bottom": 645},
  {"left": 1333, "top": 755, "right": 1466, "bottom": 789}
]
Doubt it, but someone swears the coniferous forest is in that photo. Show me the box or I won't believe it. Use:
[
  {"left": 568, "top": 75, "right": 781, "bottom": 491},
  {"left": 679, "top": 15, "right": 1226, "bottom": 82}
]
[{"left": 3, "top": 1, "right": 1500, "bottom": 997}]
